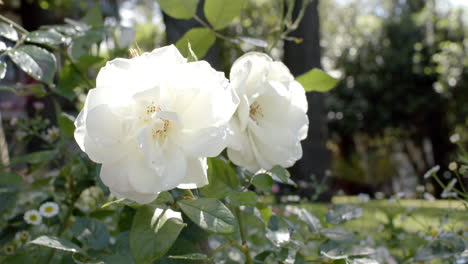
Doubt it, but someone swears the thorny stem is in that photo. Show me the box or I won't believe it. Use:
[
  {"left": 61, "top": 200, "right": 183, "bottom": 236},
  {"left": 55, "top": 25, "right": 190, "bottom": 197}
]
[
  {"left": 431, "top": 173, "right": 468, "bottom": 199},
  {"left": 235, "top": 207, "right": 253, "bottom": 264},
  {"left": 0, "top": 14, "right": 28, "bottom": 35},
  {"left": 267, "top": 0, "right": 311, "bottom": 53},
  {"left": 193, "top": 14, "right": 238, "bottom": 43}
]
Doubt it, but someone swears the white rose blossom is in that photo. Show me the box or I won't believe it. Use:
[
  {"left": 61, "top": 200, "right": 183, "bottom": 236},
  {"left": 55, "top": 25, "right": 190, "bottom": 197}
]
[
  {"left": 74, "top": 45, "right": 239, "bottom": 203},
  {"left": 227, "top": 52, "right": 308, "bottom": 172}
]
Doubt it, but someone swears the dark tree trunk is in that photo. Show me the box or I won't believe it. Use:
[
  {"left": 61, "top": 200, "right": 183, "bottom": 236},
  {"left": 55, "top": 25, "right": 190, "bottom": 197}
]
[
  {"left": 163, "top": 0, "right": 221, "bottom": 70},
  {"left": 283, "top": 0, "right": 331, "bottom": 200}
]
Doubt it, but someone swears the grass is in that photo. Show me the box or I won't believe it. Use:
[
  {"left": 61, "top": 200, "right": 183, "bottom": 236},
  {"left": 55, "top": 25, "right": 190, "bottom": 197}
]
[{"left": 297, "top": 196, "right": 467, "bottom": 234}]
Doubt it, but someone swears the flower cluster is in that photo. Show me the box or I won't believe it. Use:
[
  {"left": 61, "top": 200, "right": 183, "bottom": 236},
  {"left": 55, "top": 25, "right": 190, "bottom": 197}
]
[
  {"left": 75, "top": 45, "right": 308, "bottom": 204},
  {"left": 23, "top": 201, "right": 59, "bottom": 225}
]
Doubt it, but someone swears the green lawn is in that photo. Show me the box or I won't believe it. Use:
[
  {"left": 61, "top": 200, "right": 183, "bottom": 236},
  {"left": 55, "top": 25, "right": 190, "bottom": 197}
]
[{"left": 299, "top": 196, "right": 467, "bottom": 234}]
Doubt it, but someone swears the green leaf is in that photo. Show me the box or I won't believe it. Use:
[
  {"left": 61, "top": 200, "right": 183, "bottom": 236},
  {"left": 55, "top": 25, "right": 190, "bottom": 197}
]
[
  {"left": 99, "top": 232, "right": 134, "bottom": 264},
  {"left": 70, "top": 29, "right": 104, "bottom": 61},
  {"left": 168, "top": 253, "right": 209, "bottom": 260},
  {"left": 81, "top": 4, "right": 103, "bottom": 27},
  {"left": 11, "top": 150, "right": 57, "bottom": 164},
  {"left": 0, "top": 61, "right": 6, "bottom": 80},
  {"left": 0, "top": 22, "right": 18, "bottom": 41},
  {"left": 0, "top": 172, "right": 23, "bottom": 185},
  {"left": 325, "top": 204, "right": 363, "bottom": 224},
  {"left": 348, "top": 259, "right": 379, "bottom": 264},
  {"left": 204, "top": 0, "right": 245, "bottom": 30},
  {"left": 254, "top": 251, "right": 274, "bottom": 263},
  {"left": 0, "top": 41, "right": 7, "bottom": 52},
  {"left": 178, "top": 198, "right": 236, "bottom": 234},
  {"left": 2, "top": 254, "right": 34, "bottom": 264},
  {"left": 176, "top": 28, "right": 215, "bottom": 59},
  {"left": 228, "top": 190, "right": 258, "bottom": 207},
  {"left": 269, "top": 166, "right": 296, "bottom": 186},
  {"left": 30, "top": 235, "right": 86, "bottom": 255},
  {"left": 0, "top": 83, "right": 47, "bottom": 97},
  {"left": 152, "top": 191, "right": 174, "bottom": 206},
  {"left": 26, "top": 29, "right": 65, "bottom": 45},
  {"left": 296, "top": 68, "right": 339, "bottom": 92},
  {"left": 130, "top": 206, "right": 185, "bottom": 264},
  {"left": 8, "top": 45, "right": 57, "bottom": 86},
  {"left": 55, "top": 63, "right": 80, "bottom": 100},
  {"left": 320, "top": 227, "right": 354, "bottom": 241},
  {"left": 320, "top": 240, "right": 375, "bottom": 260},
  {"left": 201, "top": 158, "right": 239, "bottom": 199},
  {"left": 256, "top": 203, "right": 272, "bottom": 226},
  {"left": 413, "top": 233, "right": 465, "bottom": 262},
  {"left": 72, "top": 217, "right": 110, "bottom": 250},
  {"left": 158, "top": 0, "right": 199, "bottom": 19},
  {"left": 252, "top": 173, "right": 274, "bottom": 192},
  {"left": 297, "top": 208, "right": 321, "bottom": 233},
  {"left": 57, "top": 112, "right": 75, "bottom": 138}
]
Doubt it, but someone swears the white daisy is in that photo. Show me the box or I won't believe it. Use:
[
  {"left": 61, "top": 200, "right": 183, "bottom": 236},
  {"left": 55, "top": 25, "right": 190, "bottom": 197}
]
[
  {"left": 24, "top": 210, "right": 42, "bottom": 225},
  {"left": 39, "top": 202, "right": 60, "bottom": 218}
]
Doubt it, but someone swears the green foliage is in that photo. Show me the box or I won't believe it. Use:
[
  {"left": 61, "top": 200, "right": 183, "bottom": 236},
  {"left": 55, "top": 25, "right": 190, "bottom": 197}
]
[
  {"left": 30, "top": 236, "right": 86, "bottom": 254},
  {"left": 178, "top": 198, "right": 236, "bottom": 234},
  {"left": 7, "top": 45, "right": 56, "bottom": 86},
  {"left": 71, "top": 217, "right": 110, "bottom": 250},
  {"left": 176, "top": 28, "right": 215, "bottom": 59},
  {"left": 157, "top": 0, "right": 199, "bottom": 19},
  {"left": 129, "top": 206, "right": 185, "bottom": 264},
  {"left": 228, "top": 190, "right": 258, "bottom": 206},
  {"left": 0, "top": 172, "right": 23, "bottom": 185},
  {"left": 26, "top": 29, "right": 65, "bottom": 45},
  {"left": 413, "top": 233, "right": 465, "bottom": 262},
  {"left": 168, "top": 253, "right": 209, "bottom": 261},
  {"left": 204, "top": 0, "right": 245, "bottom": 30},
  {"left": 11, "top": 150, "right": 57, "bottom": 164},
  {"left": 0, "top": 22, "right": 18, "bottom": 41},
  {"left": 296, "top": 68, "right": 339, "bottom": 92},
  {"left": 252, "top": 173, "right": 274, "bottom": 193},
  {"left": 325, "top": 204, "right": 363, "bottom": 225},
  {"left": 200, "top": 157, "right": 239, "bottom": 199}
]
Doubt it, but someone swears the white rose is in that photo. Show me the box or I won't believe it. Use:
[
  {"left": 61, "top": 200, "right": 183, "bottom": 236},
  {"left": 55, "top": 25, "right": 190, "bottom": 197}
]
[
  {"left": 74, "top": 45, "right": 239, "bottom": 203},
  {"left": 227, "top": 52, "right": 308, "bottom": 172}
]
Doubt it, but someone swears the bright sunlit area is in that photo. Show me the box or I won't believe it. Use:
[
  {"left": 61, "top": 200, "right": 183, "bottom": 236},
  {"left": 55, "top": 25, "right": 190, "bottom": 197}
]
[{"left": 0, "top": 0, "right": 467, "bottom": 263}]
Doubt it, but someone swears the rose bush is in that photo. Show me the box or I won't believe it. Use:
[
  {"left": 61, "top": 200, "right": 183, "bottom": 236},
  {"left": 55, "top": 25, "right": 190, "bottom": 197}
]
[{"left": 74, "top": 45, "right": 239, "bottom": 203}]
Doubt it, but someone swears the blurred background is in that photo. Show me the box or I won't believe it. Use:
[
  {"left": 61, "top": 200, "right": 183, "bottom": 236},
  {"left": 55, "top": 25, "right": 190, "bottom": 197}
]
[{"left": 1, "top": 0, "right": 467, "bottom": 201}]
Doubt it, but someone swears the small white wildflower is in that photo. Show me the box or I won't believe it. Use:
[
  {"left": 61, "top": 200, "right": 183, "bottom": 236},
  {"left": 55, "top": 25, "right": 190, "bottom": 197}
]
[
  {"left": 24, "top": 210, "right": 42, "bottom": 225},
  {"left": 375, "top": 192, "right": 385, "bottom": 200},
  {"left": 441, "top": 179, "right": 458, "bottom": 198},
  {"left": 357, "top": 193, "right": 370, "bottom": 203},
  {"left": 14, "top": 231, "right": 29, "bottom": 244},
  {"left": 3, "top": 244, "right": 14, "bottom": 255},
  {"left": 448, "top": 162, "right": 458, "bottom": 171},
  {"left": 424, "top": 165, "right": 440, "bottom": 179},
  {"left": 33, "top": 102, "right": 45, "bottom": 111},
  {"left": 39, "top": 202, "right": 60, "bottom": 218},
  {"left": 423, "top": 192, "right": 435, "bottom": 202},
  {"left": 44, "top": 126, "right": 60, "bottom": 142},
  {"left": 449, "top": 133, "right": 460, "bottom": 143}
]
